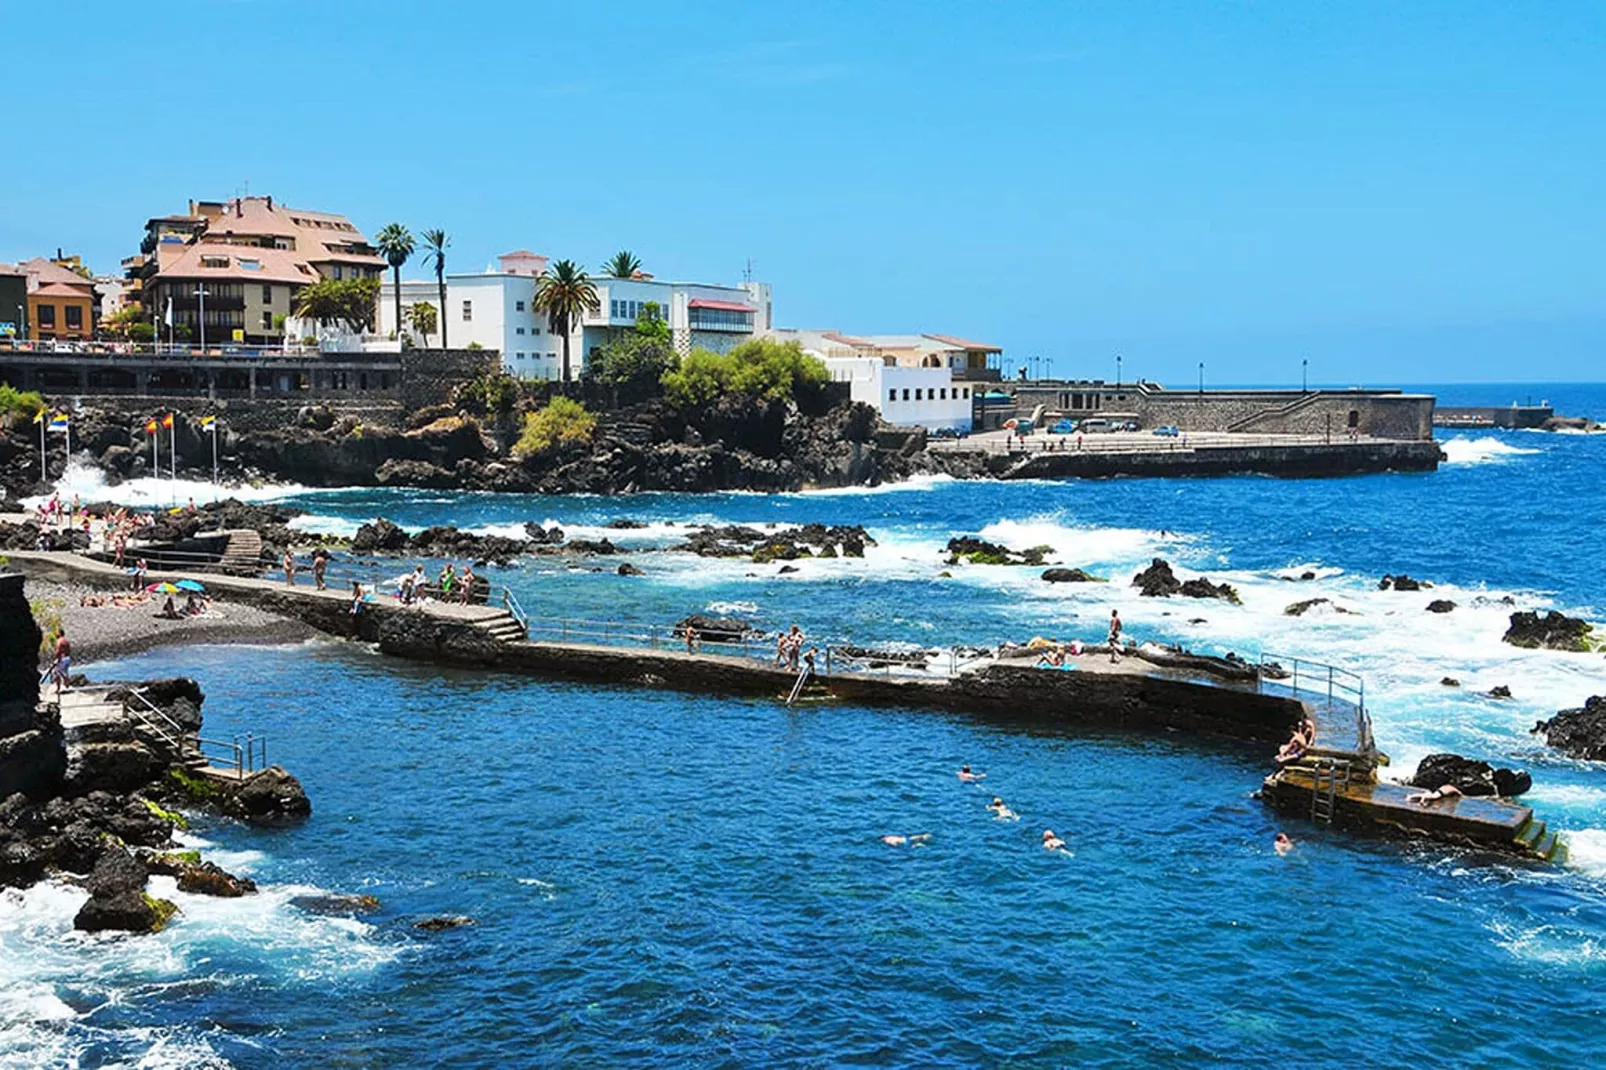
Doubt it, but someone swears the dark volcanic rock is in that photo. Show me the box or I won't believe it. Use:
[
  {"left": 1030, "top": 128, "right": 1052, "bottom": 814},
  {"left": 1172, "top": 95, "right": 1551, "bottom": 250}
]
[
  {"left": 1379, "top": 574, "right": 1429, "bottom": 591},
  {"left": 1503, "top": 610, "right": 1595, "bottom": 651},
  {"left": 1409, "top": 753, "right": 1531, "bottom": 797},
  {"left": 1285, "top": 598, "right": 1344, "bottom": 616},
  {"left": 352, "top": 518, "right": 409, "bottom": 553},
  {"left": 565, "top": 538, "right": 617, "bottom": 555},
  {"left": 415, "top": 915, "right": 474, "bottom": 931},
  {"left": 74, "top": 843, "right": 176, "bottom": 933},
  {"left": 1441, "top": 677, "right": 1461, "bottom": 687},
  {"left": 1132, "top": 558, "right": 1182, "bottom": 597},
  {"left": 219, "top": 766, "right": 311, "bottom": 825},
  {"left": 1042, "top": 568, "right": 1098, "bottom": 583},
  {"left": 1489, "top": 685, "right": 1513, "bottom": 699},
  {"left": 1178, "top": 577, "right": 1240, "bottom": 603},
  {"left": 945, "top": 536, "right": 1051, "bottom": 567},
  {"left": 1425, "top": 600, "right": 1457, "bottom": 613},
  {"left": 616, "top": 563, "right": 643, "bottom": 576},
  {"left": 176, "top": 860, "right": 258, "bottom": 897},
  {"left": 1533, "top": 696, "right": 1606, "bottom": 760},
  {"left": 673, "top": 615, "right": 755, "bottom": 643},
  {"left": 524, "top": 523, "right": 565, "bottom": 545},
  {"left": 292, "top": 893, "right": 381, "bottom": 916},
  {"left": 63, "top": 742, "right": 164, "bottom": 796}
]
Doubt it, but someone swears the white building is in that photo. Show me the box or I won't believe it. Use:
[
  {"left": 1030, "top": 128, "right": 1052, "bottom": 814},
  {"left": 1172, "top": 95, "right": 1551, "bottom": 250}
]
[
  {"left": 380, "top": 250, "right": 773, "bottom": 381},
  {"left": 821, "top": 357, "right": 974, "bottom": 433}
]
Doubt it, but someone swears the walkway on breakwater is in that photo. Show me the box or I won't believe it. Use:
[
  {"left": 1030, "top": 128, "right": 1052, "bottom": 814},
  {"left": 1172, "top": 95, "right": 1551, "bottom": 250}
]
[
  {"left": 7, "top": 550, "right": 1558, "bottom": 862},
  {"left": 930, "top": 431, "right": 1442, "bottom": 479}
]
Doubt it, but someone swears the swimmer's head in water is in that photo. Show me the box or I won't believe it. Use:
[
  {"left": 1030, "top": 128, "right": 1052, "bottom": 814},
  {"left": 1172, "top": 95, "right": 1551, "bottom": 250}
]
[{"left": 1042, "top": 829, "right": 1055, "bottom": 839}]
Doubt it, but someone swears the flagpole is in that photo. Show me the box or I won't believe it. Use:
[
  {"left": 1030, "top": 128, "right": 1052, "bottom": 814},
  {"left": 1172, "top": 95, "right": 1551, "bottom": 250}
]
[
  {"left": 64, "top": 418, "right": 70, "bottom": 475},
  {"left": 151, "top": 422, "right": 158, "bottom": 481},
  {"left": 38, "top": 414, "right": 45, "bottom": 483},
  {"left": 170, "top": 414, "right": 177, "bottom": 487},
  {"left": 210, "top": 421, "right": 218, "bottom": 487}
]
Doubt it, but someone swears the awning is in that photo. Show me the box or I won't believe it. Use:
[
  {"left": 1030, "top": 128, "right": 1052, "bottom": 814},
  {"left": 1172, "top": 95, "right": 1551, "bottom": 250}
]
[{"left": 687, "top": 299, "right": 754, "bottom": 312}]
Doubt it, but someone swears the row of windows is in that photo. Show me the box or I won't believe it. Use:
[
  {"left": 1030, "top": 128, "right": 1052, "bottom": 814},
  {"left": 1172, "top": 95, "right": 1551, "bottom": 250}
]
[
  {"left": 512, "top": 352, "right": 557, "bottom": 360},
  {"left": 328, "top": 265, "right": 379, "bottom": 280},
  {"left": 611, "top": 298, "right": 663, "bottom": 321},
  {"left": 514, "top": 326, "right": 542, "bottom": 336},
  {"left": 889, "top": 386, "right": 971, "bottom": 403},
  {"left": 688, "top": 307, "right": 752, "bottom": 330},
  {"left": 34, "top": 305, "right": 85, "bottom": 329}
]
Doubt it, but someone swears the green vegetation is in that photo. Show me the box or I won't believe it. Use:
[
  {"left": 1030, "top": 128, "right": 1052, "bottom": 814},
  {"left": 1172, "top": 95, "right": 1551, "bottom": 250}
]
[
  {"left": 102, "top": 304, "right": 146, "bottom": 339},
  {"left": 420, "top": 228, "right": 451, "bottom": 347},
  {"left": 169, "top": 767, "right": 219, "bottom": 801},
  {"left": 292, "top": 277, "right": 381, "bottom": 333},
  {"left": 408, "top": 301, "right": 438, "bottom": 346},
  {"left": 514, "top": 396, "right": 597, "bottom": 457},
  {"left": 141, "top": 798, "right": 190, "bottom": 829},
  {"left": 28, "top": 597, "right": 63, "bottom": 652},
  {"left": 588, "top": 304, "right": 675, "bottom": 404},
  {"left": 154, "top": 849, "right": 202, "bottom": 866},
  {"left": 0, "top": 384, "right": 45, "bottom": 429},
  {"left": 454, "top": 372, "right": 520, "bottom": 420},
  {"left": 602, "top": 250, "right": 643, "bottom": 278},
  {"left": 141, "top": 893, "right": 179, "bottom": 932},
  {"left": 660, "top": 338, "right": 828, "bottom": 409},
  {"left": 534, "top": 259, "right": 601, "bottom": 383},
  {"left": 128, "top": 321, "right": 156, "bottom": 342},
  {"left": 375, "top": 223, "right": 416, "bottom": 344}
]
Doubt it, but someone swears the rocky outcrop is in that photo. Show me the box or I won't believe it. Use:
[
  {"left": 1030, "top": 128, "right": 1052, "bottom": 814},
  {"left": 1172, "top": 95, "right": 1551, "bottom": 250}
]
[
  {"left": 217, "top": 766, "right": 311, "bottom": 825},
  {"left": 1379, "top": 574, "right": 1430, "bottom": 591},
  {"left": 1504, "top": 611, "right": 1596, "bottom": 651},
  {"left": 1132, "top": 559, "right": 1240, "bottom": 602},
  {"left": 0, "top": 574, "right": 62, "bottom": 800},
  {"left": 1425, "top": 600, "right": 1456, "bottom": 613},
  {"left": 1042, "top": 568, "right": 1098, "bottom": 583},
  {"left": 1532, "top": 696, "right": 1606, "bottom": 760},
  {"left": 351, "top": 519, "right": 528, "bottom": 566},
  {"left": 671, "top": 523, "right": 873, "bottom": 560},
  {"left": 415, "top": 915, "right": 474, "bottom": 931},
  {"left": 291, "top": 893, "right": 381, "bottom": 915},
  {"left": 945, "top": 537, "right": 1051, "bottom": 567},
  {"left": 73, "top": 843, "right": 178, "bottom": 934},
  {"left": 1408, "top": 753, "right": 1532, "bottom": 797},
  {"left": 673, "top": 615, "right": 756, "bottom": 643},
  {"left": 617, "top": 563, "right": 643, "bottom": 576},
  {"left": 1284, "top": 598, "right": 1354, "bottom": 616}
]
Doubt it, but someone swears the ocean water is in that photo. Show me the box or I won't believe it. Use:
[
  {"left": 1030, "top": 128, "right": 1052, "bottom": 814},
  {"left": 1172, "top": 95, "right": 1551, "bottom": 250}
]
[{"left": 9, "top": 383, "right": 1606, "bottom": 1066}]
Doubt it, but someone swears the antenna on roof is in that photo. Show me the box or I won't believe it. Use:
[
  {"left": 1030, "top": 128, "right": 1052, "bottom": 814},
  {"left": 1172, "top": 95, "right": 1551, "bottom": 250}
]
[{"left": 742, "top": 257, "right": 754, "bottom": 283}]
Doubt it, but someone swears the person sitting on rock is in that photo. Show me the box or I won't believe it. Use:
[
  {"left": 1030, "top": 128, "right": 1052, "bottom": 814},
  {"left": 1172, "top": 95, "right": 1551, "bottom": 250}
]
[{"left": 1406, "top": 784, "right": 1464, "bottom": 805}]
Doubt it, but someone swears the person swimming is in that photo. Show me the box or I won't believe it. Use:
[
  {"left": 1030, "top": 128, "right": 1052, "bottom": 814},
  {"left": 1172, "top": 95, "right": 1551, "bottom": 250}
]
[
  {"left": 987, "top": 796, "right": 1020, "bottom": 821},
  {"left": 1274, "top": 832, "right": 1294, "bottom": 856},
  {"left": 881, "top": 833, "right": 933, "bottom": 847},
  {"left": 958, "top": 765, "right": 985, "bottom": 782},
  {"left": 1042, "top": 829, "right": 1067, "bottom": 851}
]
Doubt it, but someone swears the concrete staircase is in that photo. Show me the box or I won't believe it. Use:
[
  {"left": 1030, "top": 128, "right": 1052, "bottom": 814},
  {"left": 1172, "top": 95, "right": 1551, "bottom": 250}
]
[
  {"left": 473, "top": 609, "right": 528, "bottom": 645},
  {"left": 217, "top": 529, "right": 264, "bottom": 575},
  {"left": 1515, "top": 814, "right": 1568, "bottom": 863},
  {"left": 598, "top": 416, "right": 656, "bottom": 446},
  {"left": 1225, "top": 391, "right": 1325, "bottom": 433}
]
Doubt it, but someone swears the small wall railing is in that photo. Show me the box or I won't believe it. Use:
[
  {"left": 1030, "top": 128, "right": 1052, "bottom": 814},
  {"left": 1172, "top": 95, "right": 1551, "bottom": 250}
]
[
  {"left": 197, "top": 733, "right": 267, "bottom": 778},
  {"left": 1258, "top": 652, "right": 1375, "bottom": 761}
]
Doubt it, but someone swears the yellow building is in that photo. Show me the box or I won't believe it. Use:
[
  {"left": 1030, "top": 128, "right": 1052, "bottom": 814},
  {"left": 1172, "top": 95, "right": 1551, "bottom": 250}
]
[{"left": 10, "top": 257, "right": 98, "bottom": 341}]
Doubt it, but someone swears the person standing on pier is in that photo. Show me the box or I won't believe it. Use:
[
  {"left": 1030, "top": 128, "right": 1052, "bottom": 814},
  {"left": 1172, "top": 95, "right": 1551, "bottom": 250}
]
[
  {"left": 458, "top": 564, "right": 475, "bottom": 604},
  {"left": 1108, "top": 610, "right": 1123, "bottom": 663},
  {"left": 312, "top": 548, "right": 329, "bottom": 591},
  {"left": 131, "top": 557, "right": 147, "bottom": 592},
  {"left": 49, "top": 629, "right": 71, "bottom": 698},
  {"left": 282, "top": 550, "right": 297, "bottom": 586}
]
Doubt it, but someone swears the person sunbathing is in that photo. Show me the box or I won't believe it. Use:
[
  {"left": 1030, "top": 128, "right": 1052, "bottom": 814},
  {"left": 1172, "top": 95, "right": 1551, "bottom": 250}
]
[{"left": 1406, "top": 784, "right": 1464, "bottom": 805}]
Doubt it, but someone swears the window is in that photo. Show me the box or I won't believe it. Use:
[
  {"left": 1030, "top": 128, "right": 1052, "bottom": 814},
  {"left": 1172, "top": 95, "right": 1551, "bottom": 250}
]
[
  {"left": 611, "top": 299, "right": 620, "bottom": 318},
  {"left": 940, "top": 388, "right": 947, "bottom": 400},
  {"left": 333, "top": 266, "right": 343, "bottom": 280},
  {"left": 516, "top": 327, "right": 525, "bottom": 335},
  {"left": 65, "top": 305, "right": 83, "bottom": 329},
  {"left": 262, "top": 285, "right": 273, "bottom": 303},
  {"left": 37, "top": 304, "right": 55, "bottom": 327},
  {"left": 902, "top": 389, "right": 910, "bottom": 401},
  {"left": 516, "top": 300, "right": 525, "bottom": 312},
  {"left": 915, "top": 389, "right": 922, "bottom": 401},
  {"left": 462, "top": 300, "right": 473, "bottom": 322},
  {"left": 261, "top": 311, "right": 273, "bottom": 329},
  {"left": 962, "top": 388, "right": 970, "bottom": 399},
  {"left": 888, "top": 389, "right": 896, "bottom": 402},
  {"left": 533, "top": 327, "right": 541, "bottom": 336},
  {"left": 202, "top": 256, "right": 229, "bottom": 269}
]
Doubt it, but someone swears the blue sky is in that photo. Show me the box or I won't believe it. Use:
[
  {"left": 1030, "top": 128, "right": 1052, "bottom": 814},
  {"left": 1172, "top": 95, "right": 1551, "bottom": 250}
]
[{"left": 3, "top": 1, "right": 1602, "bottom": 383}]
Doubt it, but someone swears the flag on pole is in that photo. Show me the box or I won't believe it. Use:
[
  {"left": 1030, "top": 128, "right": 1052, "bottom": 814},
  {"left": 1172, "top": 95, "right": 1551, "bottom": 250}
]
[
  {"left": 161, "top": 412, "right": 175, "bottom": 430},
  {"left": 164, "top": 296, "right": 173, "bottom": 328},
  {"left": 47, "top": 413, "right": 69, "bottom": 433},
  {"left": 145, "top": 418, "right": 158, "bottom": 435},
  {"left": 200, "top": 415, "right": 217, "bottom": 432},
  {"left": 32, "top": 409, "right": 44, "bottom": 425}
]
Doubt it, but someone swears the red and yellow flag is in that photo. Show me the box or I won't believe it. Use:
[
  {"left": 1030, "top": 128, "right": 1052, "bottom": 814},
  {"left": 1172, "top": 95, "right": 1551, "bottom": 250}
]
[
  {"left": 145, "top": 418, "right": 158, "bottom": 434},
  {"left": 161, "top": 412, "right": 175, "bottom": 430}
]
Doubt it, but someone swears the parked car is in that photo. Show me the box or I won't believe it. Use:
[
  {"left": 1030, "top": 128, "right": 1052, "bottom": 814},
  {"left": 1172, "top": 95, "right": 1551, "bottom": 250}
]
[
  {"left": 1152, "top": 424, "right": 1180, "bottom": 437},
  {"left": 1076, "top": 418, "right": 1111, "bottom": 433},
  {"left": 930, "top": 426, "right": 963, "bottom": 439},
  {"left": 1048, "top": 419, "right": 1078, "bottom": 435},
  {"left": 1119, "top": 420, "right": 1140, "bottom": 432}
]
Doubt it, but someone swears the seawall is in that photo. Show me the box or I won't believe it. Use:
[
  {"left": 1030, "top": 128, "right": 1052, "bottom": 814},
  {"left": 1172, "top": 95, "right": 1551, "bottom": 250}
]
[{"left": 995, "top": 439, "right": 1441, "bottom": 480}]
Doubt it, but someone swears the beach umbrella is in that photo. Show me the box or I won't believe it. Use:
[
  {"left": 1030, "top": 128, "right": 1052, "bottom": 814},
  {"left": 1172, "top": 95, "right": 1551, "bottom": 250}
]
[
  {"left": 145, "top": 582, "right": 181, "bottom": 594},
  {"left": 175, "top": 579, "right": 206, "bottom": 592}
]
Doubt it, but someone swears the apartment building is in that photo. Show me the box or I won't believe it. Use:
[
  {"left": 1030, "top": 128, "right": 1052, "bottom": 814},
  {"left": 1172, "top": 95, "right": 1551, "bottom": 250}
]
[
  {"left": 131, "top": 196, "right": 386, "bottom": 344},
  {"left": 0, "top": 257, "right": 99, "bottom": 341}
]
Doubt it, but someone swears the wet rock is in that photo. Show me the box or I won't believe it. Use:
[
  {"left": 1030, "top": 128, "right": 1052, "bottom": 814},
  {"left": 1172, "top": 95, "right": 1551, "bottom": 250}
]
[
  {"left": 1489, "top": 685, "right": 1513, "bottom": 699},
  {"left": 219, "top": 766, "right": 311, "bottom": 825},
  {"left": 175, "top": 860, "right": 257, "bottom": 897},
  {"left": 1409, "top": 753, "right": 1531, "bottom": 797},
  {"left": 63, "top": 742, "right": 163, "bottom": 796},
  {"left": 1284, "top": 598, "right": 1353, "bottom": 616},
  {"left": 1532, "top": 696, "right": 1606, "bottom": 760},
  {"left": 945, "top": 536, "right": 1051, "bottom": 567},
  {"left": 374, "top": 458, "right": 456, "bottom": 489},
  {"left": 605, "top": 519, "right": 648, "bottom": 529},
  {"left": 1425, "top": 600, "right": 1457, "bottom": 613},
  {"left": 777, "top": 565, "right": 800, "bottom": 574},
  {"left": 565, "top": 538, "right": 617, "bottom": 555},
  {"left": 1132, "top": 558, "right": 1182, "bottom": 597},
  {"left": 351, "top": 518, "right": 409, "bottom": 553},
  {"left": 1042, "top": 568, "right": 1098, "bottom": 583},
  {"left": 1503, "top": 610, "right": 1596, "bottom": 652},
  {"left": 672, "top": 615, "right": 755, "bottom": 643},
  {"left": 292, "top": 893, "right": 381, "bottom": 915},
  {"left": 1178, "top": 577, "right": 1240, "bottom": 603},
  {"left": 524, "top": 523, "right": 565, "bottom": 545},
  {"left": 616, "top": 563, "right": 643, "bottom": 576},
  {"left": 75, "top": 890, "right": 177, "bottom": 934},
  {"left": 1441, "top": 677, "right": 1461, "bottom": 687},
  {"left": 1379, "top": 574, "right": 1430, "bottom": 591},
  {"left": 415, "top": 915, "right": 474, "bottom": 931}
]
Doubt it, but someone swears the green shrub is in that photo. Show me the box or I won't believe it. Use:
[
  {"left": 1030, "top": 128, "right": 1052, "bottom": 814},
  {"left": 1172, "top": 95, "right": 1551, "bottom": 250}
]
[
  {"left": 29, "top": 597, "right": 63, "bottom": 652},
  {"left": 514, "top": 397, "right": 597, "bottom": 456},
  {"left": 660, "top": 338, "right": 827, "bottom": 409},
  {"left": 0, "top": 384, "right": 45, "bottom": 425}
]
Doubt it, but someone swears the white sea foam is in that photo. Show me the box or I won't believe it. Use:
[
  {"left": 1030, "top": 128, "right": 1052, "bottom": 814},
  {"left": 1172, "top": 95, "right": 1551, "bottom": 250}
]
[
  {"left": 705, "top": 600, "right": 759, "bottom": 615},
  {"left": 783, "top": 472, "right": 961, "bottom": 497},
  {"left": 977, "top": 515, "right": 1182, "bottom": 568},
  {"left": 288, "top": 513, "right": 366, "bottom": 538},
  {"left": 1439, "top": 436, "right": 1542, "bottom": 465},
  {"left": 24, "top": 460, "right": 334, "bottom": 510}
]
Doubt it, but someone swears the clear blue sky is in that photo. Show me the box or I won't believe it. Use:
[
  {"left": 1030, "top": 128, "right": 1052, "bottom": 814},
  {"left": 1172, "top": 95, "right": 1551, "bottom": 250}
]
[{"left": 4, "top": 1, "right": 1602, "bottom": 383}]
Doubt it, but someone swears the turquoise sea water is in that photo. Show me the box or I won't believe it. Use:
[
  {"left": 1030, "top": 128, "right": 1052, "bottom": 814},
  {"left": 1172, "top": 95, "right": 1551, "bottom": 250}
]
[{"left": 6, "top": 384, "right": 1606, "bottom": 1067}]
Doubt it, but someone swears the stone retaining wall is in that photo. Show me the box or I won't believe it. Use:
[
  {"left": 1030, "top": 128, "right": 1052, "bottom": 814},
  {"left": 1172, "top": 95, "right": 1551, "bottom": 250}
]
[{"left": 400, "top": 348, "right": 500, "bottom": 412}]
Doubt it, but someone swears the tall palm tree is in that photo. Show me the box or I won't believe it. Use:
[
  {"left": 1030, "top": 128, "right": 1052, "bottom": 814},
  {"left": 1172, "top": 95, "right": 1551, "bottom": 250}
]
[
  {"left": 533, "top": 259, "right": 601, "bottom": 383},
  {"left": 420, "top": 228, "right": 451, "bottom": 348},
  {"left": 374, "top": 223, "right": 415, "bottom": 343},
  {"left": 602, "top": 250, "right": 642, "bottom": 279}
]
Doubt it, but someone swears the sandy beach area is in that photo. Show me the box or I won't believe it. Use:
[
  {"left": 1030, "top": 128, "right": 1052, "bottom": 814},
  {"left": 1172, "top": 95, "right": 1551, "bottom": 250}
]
[{"left": 24, "top": 578, "right": 318, "bottom": 664}]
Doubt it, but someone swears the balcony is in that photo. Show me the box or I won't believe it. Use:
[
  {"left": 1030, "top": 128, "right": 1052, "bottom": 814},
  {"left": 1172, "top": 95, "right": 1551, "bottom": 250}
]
[{"left": 170, "top": 295, "right": 245, "bottom": 311}]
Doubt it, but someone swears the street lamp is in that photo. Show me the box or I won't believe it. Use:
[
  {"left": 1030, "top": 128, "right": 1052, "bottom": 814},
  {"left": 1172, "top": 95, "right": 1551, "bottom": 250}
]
[
  {"left": 194, "top": 285, "right": 210, "bottom": 351},
  {"left": 1302, "top": 357, "right": 1308, "bottom": 393},
  {"left": 1198, "top": 361, "right": 1205, "bottom": 395},
  {"left": 1116, "top": 354, "right": 1122, "bottom": 387}
]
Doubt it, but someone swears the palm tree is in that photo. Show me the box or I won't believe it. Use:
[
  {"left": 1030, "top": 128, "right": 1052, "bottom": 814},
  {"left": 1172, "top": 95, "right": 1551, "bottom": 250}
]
[
  {"left": 602, "top": 250, "right": 642, "bottom": 279},
  {"left": 408, "top": 301, "right": 438, "bottom": 347},
  {"left": 420, "top": 228, "right": 451, "bottom": 347},
  {"left": 533, "top": 259, "right": 601, "bottom": 383},
  {"left": 374, "top": 223, "right": 415, "bottom": 342}
]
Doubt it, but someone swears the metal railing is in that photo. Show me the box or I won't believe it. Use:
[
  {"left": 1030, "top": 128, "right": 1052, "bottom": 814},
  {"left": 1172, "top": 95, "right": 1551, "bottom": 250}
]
[
  {"left": 197, "top": 733, "right": 267, "bottom": 778},
  {"left": 928, "top": 431, "right": 1382, "bottom": 456},
  {"left": 3, "top": 339, "right": 400, "bottom": 361},
  {"left": 1258, "top": 651, "right": 1374, "bottom": 761}
]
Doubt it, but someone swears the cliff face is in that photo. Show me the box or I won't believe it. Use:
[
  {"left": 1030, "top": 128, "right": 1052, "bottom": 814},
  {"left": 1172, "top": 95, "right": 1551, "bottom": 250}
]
[{"left": 0, "top": 573, "right": 63, "bottom": 799}]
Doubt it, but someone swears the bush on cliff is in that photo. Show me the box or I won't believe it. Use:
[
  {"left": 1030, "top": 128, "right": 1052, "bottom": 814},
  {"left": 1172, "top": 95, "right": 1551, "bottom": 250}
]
[
  {"left": 455, "top": 372, "right": 521, "bottom": 420},
  {"left": 0, "top": 385, "right": 45, "bottom": 429},
  {"left": 661, "top": 338, "right": 828, "bottom": 409},
  {"left": 515, "top": 397, "right": 597, "bottom": 457}
]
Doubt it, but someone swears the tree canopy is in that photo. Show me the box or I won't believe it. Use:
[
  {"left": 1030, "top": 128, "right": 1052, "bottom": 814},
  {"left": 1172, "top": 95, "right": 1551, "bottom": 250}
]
[
  {"left": 533, "top": 259, "right": 601, "bottom": 382},
  {"left": 375, "top": 223, "right": 415, "bottom": 269},
  {"left": 602, "top": 250, "right": 642, "bottom": 278},
  {"left": 293, "top": 277, "right": 381, "bottom": 333},
  {"left": 659, "top": 338, "right": 828, "bottom": 409},
  {"left": 514, "top": 396, "right": 597, "bottom": 456}
]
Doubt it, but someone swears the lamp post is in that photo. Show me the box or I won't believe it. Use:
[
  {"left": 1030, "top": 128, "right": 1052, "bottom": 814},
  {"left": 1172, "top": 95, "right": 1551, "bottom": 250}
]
[
  {"left": 1198, "top": 361, "right": 1204, "bottom": 395},
  {"left": 16, "top": 303, "right": 25, "bottom": 343},
  {"left": 194, "top": 285, "right": 210, "bottom": 351},
  {"left": 1302, "top": 357, "right": 1308, "bottom": 393},
  {"left": 1116, "top": 354, "right": 1122, "bottom": 387}
]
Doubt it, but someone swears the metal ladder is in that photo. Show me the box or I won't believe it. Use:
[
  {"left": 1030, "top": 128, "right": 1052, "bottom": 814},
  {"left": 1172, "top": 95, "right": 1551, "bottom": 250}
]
[{"left": 1310, "top": 758, "right": 1351, "bottom": 824}]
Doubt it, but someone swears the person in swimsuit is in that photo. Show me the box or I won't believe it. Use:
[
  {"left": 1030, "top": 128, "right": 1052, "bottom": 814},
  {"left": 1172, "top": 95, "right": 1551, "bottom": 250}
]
[
  {"left": 1108, "top": 610, "right": 1123, "bottom": 663},
  {"left": 1406, "top": 784, "right": 1464, "bottom": 805},
  {"left": 1042, "top": 829, "right": 1067, "bottom": 851},
  {"left": 49, "top": 630, "right": 71, "bottom": 697},
  {"left": 987, "top": 797, "right": 1019, "bottom": 821},
  {"left": 958, "top": 765, "right": 985, "bottom": 782}
]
